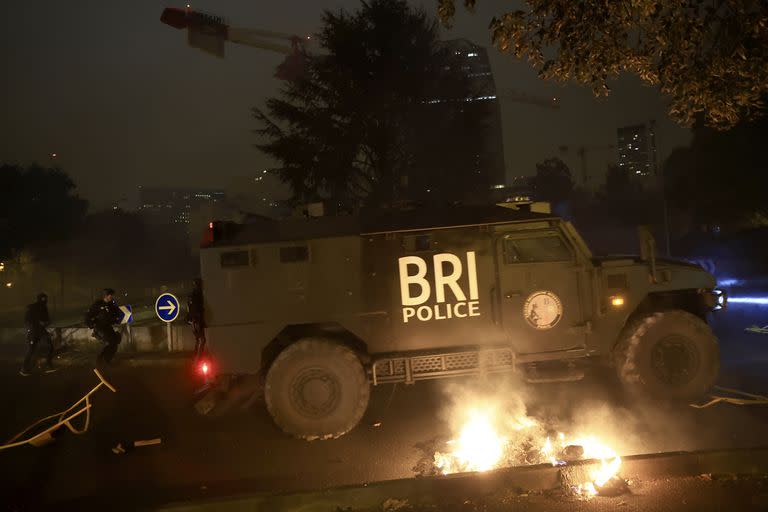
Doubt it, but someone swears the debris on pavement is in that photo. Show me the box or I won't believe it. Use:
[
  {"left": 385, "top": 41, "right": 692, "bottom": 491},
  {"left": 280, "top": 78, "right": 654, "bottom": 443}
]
[
  {"left": 690, "top": 385, "right": 768, "bottom": 408},
  {"left": 595, "top": 475, "right": 630, "bottom": 497},
  {"left": 112, "top": 437, "right": 162, "bottom": 455},
  {"left": 745, "top": 324, "right": 768, "bottom": 335},
  {"left": 0, "top": 368, "right": 116, "bottom": 451},
  {"left": 382, "top": 498, "right": 409, "bottom": 511}
]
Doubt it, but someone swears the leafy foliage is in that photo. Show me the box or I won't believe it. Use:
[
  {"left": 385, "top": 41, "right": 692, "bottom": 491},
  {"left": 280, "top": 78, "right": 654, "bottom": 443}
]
[
  {"left": 254, "top": 0, "right": 488, "bottom": 207},
  {"left": 0, "top": 164, "right": 87, "bottom": 259},
  {"left": 533, "top": 157, "right": 573, "bottom": 204},
  {"left": 664, "top": 114, "right": 768, "bottom": 226},
  {"left": 438, "top": 0, "right": 768, "bottom": 129}
]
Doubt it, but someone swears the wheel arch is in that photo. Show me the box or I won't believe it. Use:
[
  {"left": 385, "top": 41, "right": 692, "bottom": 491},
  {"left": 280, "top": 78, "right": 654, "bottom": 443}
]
[
  {"left": 260, "top": 323, "right": 370, "bottom": 373},
  {"left": 627, "top": 289, "right": 708, "bottom": 326}
]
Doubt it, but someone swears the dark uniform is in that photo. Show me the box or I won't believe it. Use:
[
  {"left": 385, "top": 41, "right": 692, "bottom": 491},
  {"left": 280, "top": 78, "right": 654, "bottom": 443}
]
[
  {"left": 21, "top": 293, "right": 54, "bottom": 374},
  {"left": 86, "top": 294, "right": 122, "bottom": 364},
  {"left": 187, "top": 278, "right": 207, "bottom": 359}
]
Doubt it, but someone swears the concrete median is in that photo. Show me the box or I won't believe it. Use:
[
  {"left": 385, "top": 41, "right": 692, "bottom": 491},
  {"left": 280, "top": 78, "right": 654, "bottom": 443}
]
[
  {"left": 0, "top": 324, "right": 197, "bottom": 352},
  {"left": 0, "top": 324, "right": 198, "bottom": 369},
  {"left": 160, "top": 447, "right": 768, "bottom": 512}
]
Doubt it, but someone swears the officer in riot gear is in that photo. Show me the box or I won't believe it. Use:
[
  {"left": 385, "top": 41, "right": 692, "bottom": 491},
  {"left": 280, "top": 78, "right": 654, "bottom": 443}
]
[
  {"left": 85, "top": 288, "right": 122, "bottom": 365},
  {"left": 187, "top": 278, "right": 207, "bottom": 360},
  {"left": 20, "top": 292, "right": 56, "bottom": 376}
]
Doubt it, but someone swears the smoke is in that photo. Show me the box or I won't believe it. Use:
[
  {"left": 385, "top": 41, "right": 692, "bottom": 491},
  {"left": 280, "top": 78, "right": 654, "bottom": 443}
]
[{"left": 430, "top": 371, "right": 722, "bottom": 473}]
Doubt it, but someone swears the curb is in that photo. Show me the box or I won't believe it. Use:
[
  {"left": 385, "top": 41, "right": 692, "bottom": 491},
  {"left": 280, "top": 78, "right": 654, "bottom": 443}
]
[{"left": 159, "top": 446, "right": 768, "bottom": 512}]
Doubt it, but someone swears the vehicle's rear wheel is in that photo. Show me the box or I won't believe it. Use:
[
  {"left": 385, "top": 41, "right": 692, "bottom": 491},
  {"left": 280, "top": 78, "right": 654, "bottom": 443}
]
[
  {"left": 614, "top": 310, "right": 719, "bottom": 401},
  {"left": 265, "top": 338, "right": 370, "bottom": 440}
]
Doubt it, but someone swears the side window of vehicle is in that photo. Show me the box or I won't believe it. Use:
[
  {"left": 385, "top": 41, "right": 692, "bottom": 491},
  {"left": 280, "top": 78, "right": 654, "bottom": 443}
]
[
  {"left": 504, "top": 235, "right": 572, "bottom": 264},
  {"left": 220, "top": 250, "right": 249, "bottom": 268},
  {"left": 280, "top": 245, "right": 310, "bottom": 263},
  {"left": 403, "top": 234, "right": 432, "bottom": 253}
]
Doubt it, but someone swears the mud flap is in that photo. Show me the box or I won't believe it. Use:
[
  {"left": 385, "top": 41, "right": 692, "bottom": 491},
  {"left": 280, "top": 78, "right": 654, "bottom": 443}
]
[{"left": 194, "top": 374, "right": 264, "bottom": 417}]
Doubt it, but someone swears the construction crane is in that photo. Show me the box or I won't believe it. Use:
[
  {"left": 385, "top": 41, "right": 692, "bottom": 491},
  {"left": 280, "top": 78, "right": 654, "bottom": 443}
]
[
  {"left": 161, "top": 6, "right": 564, "bottom": 111},
  {"left": 558, "top": 144, "right": 616, "bottom": 186},
  {"left": 160, "top": 6, "right": 309, "bottom": 80}
]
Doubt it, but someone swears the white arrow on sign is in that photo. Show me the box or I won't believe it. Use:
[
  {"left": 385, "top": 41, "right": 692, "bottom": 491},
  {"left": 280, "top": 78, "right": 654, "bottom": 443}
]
[
  {"left": 158, "top": 300, "right": 176, "bottom": 315},
  {"left": 119, "top": 305, "right": 133, "bottom": 324}
]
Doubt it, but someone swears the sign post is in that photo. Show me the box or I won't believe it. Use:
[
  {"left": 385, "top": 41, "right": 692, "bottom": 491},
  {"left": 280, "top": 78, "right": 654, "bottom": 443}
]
[
  {"left": 155, "top": 293, "right": 180, "bottom": 352},
  {"left": 119, "top": 304, "right": 134, "bottom": 348}
]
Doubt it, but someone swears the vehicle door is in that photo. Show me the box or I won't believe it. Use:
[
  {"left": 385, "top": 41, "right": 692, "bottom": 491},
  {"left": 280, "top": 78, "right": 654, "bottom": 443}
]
[{"left": 495, "top": 230, "right": 587, "bottom": 354}]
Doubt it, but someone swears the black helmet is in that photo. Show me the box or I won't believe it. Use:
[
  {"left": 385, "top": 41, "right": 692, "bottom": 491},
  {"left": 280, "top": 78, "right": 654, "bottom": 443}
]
[
  {"left": 103, "top": 288, "right": 115, "bottom": 296},
  {"left": 36, "top": 293, "right": 48, "bottom": 303}
]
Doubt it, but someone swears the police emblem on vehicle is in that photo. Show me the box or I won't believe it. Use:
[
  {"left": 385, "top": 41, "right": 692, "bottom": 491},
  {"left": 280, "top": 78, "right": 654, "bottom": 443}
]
[{"left": 523, "top": 291, "right": 562, "bottom": 330}]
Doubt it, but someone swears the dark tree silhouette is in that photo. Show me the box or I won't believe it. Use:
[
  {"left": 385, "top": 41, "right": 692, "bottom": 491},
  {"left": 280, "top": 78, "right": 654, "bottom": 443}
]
[
  {"left": 603, "top": 164, "right": 636, "bottom": 199},
  {"left": 597, "top": 164, "right": 662, "bottom": 227},
  {"left": 0, "top": 164, "right": 87, "bottom": 259},
  {"left": 253, "top": 0, "right": 487, "bottom": 208},
  {"left": 664, "top": 115, "right": 768, "bottom": 226},
  {"left": 534, "top": 157, "right": 573, "bottom": 204}
]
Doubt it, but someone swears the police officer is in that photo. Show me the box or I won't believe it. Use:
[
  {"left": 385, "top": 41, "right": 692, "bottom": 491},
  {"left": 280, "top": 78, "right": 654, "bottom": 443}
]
[
  {"left": 85, "top": 288, "right": 122, "bottom": 365},
  {"left": 20, "top": 292, "right": 56, "bottom": 376},
  {"left": 187, "top": 278, "right": 207, "bottom": 360}
]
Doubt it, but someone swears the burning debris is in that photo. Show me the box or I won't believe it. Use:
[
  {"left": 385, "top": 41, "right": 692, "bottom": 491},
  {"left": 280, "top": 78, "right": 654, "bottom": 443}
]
[
  {"left": 434, "top": 408, "right": 506, "bottom": 473},
  {"left": 433, "top": 395, "right": 626, "bottom": 497}
]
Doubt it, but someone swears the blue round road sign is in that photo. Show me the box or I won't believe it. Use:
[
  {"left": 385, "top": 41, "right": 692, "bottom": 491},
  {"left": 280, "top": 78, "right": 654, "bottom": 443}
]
[{"left": 155, "top": 293, "right": 180, "bottom": 323}]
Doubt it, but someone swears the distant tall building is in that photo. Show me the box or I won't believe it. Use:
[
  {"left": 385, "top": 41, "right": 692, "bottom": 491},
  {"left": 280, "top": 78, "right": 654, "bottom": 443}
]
[
  {"left": 138, "top": 186, "right": 225, "bottom": 226},
  {"left": 616, "top": 121, "right": 658, "bottom": 178},
  {"left": 406, "top": 39, "right": 505, "bottom": 201}
]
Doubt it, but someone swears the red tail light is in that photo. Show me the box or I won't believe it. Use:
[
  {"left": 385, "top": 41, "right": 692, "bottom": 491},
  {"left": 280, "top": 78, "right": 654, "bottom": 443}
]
[
  {"left": 202, "top": 220, "right": 217, "bottom": 246},
  {"left": 196, "top": 358, "right": 213, "bottom": 378}
]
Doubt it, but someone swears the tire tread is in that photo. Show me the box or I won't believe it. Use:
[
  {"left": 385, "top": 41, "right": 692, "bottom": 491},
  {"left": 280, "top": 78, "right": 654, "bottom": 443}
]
[{"left": 265, "top": 337, "right": 369, "bottom": 440}]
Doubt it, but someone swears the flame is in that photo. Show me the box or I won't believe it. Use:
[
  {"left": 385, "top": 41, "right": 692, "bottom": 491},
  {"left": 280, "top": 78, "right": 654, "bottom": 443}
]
[
  {"left": 434, "top": 406, "right": 622, "bottom": 497},
  {"left": 569, "top": 435, "right": 622, "bottom": 496},
  {"left": 434, "top": 407, "right": 506, "bottom": 474}
]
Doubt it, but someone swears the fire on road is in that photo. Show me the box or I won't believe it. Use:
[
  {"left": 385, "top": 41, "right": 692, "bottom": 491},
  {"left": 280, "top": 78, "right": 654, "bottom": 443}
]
[{"left": 433, "top": 403, "right": 623, "bottom": 497}]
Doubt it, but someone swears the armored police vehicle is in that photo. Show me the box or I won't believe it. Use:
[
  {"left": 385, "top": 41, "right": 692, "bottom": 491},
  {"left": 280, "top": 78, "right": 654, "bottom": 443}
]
[{"left": 199, "top": 205, "right": 723, "bottom": 439}]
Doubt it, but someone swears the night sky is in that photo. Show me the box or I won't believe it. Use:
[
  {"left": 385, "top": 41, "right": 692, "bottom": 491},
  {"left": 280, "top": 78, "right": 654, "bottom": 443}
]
[{"left": 1, "top": 1, "right": 691, "bottom": 210}]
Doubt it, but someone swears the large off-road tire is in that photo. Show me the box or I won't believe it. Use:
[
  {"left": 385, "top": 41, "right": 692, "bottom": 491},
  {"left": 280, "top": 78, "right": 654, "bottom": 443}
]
[
  {"left": 265, "top": 338, "right": 370, "bottom": 440},
  {"left": 614, "top": 310, "right": 719, "bottom": 401}
]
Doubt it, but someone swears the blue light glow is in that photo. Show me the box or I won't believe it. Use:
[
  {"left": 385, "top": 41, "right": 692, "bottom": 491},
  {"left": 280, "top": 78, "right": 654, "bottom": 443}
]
[
  {"left": 717, "top": 278, "right": 743, "bottom": 287},
  {"left": 729, "top": 297, "right": 768, "bottom": 305}
]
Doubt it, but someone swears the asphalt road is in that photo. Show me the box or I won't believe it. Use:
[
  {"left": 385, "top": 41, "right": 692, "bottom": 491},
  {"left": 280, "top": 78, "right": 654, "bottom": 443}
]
[
  {"left": 1, "top": 299, "right": 767, "bottom": 510},
  {"left": 339, "top": 475, "right": 768, "bottom": 512}
]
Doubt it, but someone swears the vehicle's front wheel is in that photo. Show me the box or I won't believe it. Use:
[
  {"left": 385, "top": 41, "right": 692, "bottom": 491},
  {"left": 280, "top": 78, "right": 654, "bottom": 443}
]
[
  {"left": 265, "top": 338, "right": 370, "bottom": 440},
  {"left": 614, "top": 310, "right": 719, "bottom": 401}
]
